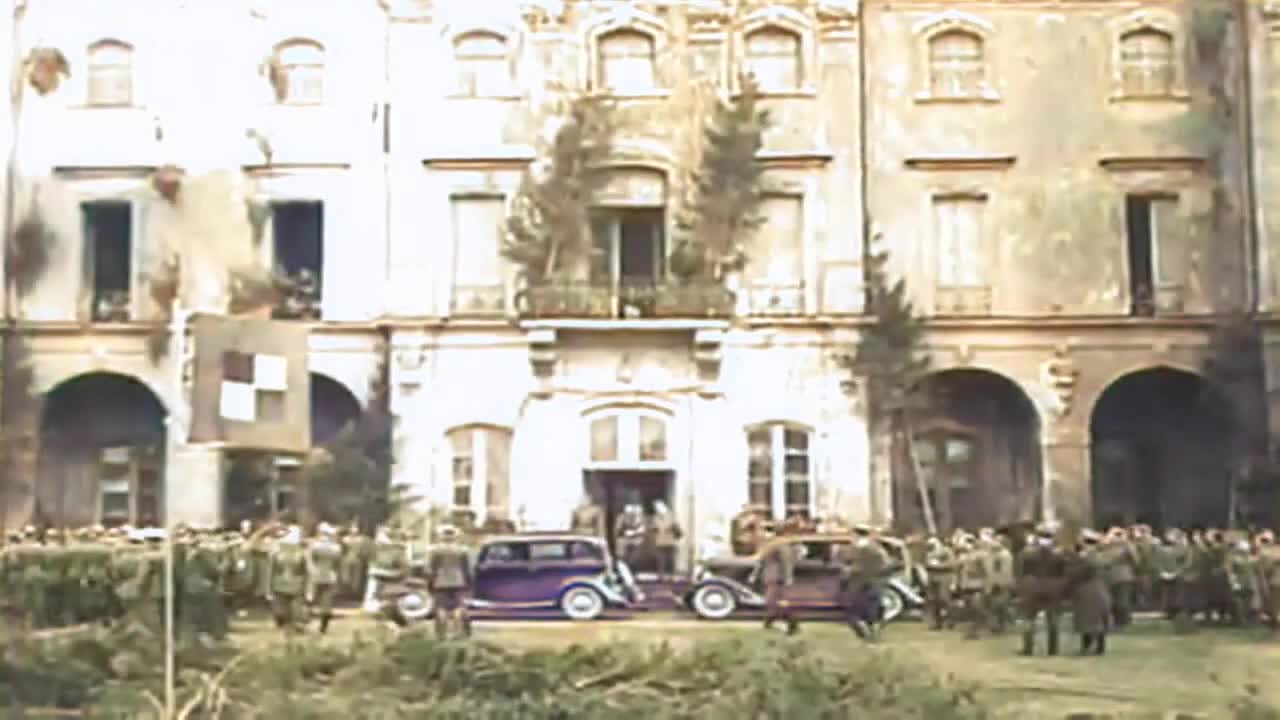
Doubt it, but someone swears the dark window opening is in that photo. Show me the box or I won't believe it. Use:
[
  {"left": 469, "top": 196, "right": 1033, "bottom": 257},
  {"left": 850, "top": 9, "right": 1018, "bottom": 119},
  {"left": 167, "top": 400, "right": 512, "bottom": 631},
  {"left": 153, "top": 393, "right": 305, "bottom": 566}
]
[
  {"left": 271, "top": 201, "right": 324, "bottom": 320},
  {"left": 82, "top": 201, "right": 132, "bottom": 322},
  {"left": 590, "top": 208, "right": 665, "bottom": 317},
  {"left": 1125, "top": 195, "right": 1156, "bottom": 317}
]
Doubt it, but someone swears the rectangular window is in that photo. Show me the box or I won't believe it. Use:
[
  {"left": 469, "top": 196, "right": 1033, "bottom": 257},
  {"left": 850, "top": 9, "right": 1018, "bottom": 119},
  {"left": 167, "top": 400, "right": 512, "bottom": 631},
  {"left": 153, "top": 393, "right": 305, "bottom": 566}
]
[
  {"left": 450, "top": 430, "right": 474, "bottom": 508},
  {"left": 590, "top": 416, "right": 619, "bottom": 463},
  {"left": 932, "top": 195, "right": 985, "bottom": 288},
  {"left": 590, "top": 209, "right": 665, "bottom": 318},
  {"left": 745, "top": 30, "right": 801, "bottom": 91},
  {"left": 747, "top": 428, "right": 774, "bottom": 514},
  {"left": 1124, "top": 194, "right": 1178, "bottom": 316},
  {"left": 783, "top": 429, "right": 811, "bottom": 518},
  {"left": 455, "top": 34, "right": 510, "bottom": 97},
  {"left": 450, "top": 195, "right": 507, "bottom": 315},
  {"left": 599, "top": 33, "right": 656, "bottom": 92},
  {"left": 98, "top": 448, "right": 132, "bottom": 525},
  {"left": 485, "top": 426, "right": 510, "bottom": 516},
  {"left": 81, "top": 201, "right": 133, "bottom": 322},
  {"left": 270, "top": 201, "right": 324, "bottom": 320}
]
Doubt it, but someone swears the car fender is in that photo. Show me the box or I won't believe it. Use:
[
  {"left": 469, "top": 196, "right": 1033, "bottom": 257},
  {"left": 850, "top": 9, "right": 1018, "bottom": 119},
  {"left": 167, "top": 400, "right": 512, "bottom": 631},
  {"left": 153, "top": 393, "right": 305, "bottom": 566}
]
[{"left": 560, "top": 575, "right": 629, "bottom": 606}]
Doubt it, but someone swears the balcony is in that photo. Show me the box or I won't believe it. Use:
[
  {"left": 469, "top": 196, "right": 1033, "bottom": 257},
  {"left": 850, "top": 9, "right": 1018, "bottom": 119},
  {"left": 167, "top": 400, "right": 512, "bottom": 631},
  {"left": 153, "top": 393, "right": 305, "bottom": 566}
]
[
  {"left": 451, "top": 285, "right": 508, "bottom": 318},
  {"left": 517, "top": 279, "right": 734, "bottom": 320}
]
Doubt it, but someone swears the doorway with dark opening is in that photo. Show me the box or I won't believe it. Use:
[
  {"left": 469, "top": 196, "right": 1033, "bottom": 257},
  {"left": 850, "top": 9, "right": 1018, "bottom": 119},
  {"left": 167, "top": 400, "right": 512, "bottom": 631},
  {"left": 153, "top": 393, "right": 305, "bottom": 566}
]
[{"left": 583, "top": 469, "right": 673, "bottom": 575}]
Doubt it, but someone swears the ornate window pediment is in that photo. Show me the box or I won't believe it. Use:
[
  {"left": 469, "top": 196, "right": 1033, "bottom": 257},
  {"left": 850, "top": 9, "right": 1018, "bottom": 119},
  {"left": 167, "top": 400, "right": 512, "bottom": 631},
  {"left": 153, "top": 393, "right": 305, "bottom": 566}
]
[
  {"left": 913, "top": 11, "right": 999, "bottom": 104},
  {"left": 273, "top": 38, "right": 326, "bottom": 106},
  {"left": 735, "top": 6, "right": 814, "bottom": 95},
  {"left": 451, "top": 31, "right": 517, "bottom": 98},
  {"left": 1108, "top": 11, "right": 1188, "bottom": 102},
  {"left": 584, "top": 9, "right": 669, "bottom": 96},
  {"left": 86, "top": 39, "right": 134, "bottom": 107}
]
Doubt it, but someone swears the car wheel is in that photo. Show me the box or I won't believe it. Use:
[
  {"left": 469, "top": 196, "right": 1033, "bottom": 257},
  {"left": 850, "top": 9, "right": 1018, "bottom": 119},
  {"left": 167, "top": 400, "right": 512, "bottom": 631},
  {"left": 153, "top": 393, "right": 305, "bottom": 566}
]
[
  {"left": 880, "top": 588, "right": 905, "bottom": 623},
  {"left": 691, "top": 584, "right": 737, "bottom": 620},
  {"left": 560, "top": 586, "right": 606, "bottom": 621},
  {"left": 394, "top": 591, "right": 434, "bottom": 624}
]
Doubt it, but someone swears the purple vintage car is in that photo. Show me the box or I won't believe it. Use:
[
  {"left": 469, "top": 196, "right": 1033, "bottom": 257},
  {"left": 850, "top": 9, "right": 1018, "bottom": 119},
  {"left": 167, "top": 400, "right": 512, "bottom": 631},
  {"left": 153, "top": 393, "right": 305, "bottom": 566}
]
[{"left": 381, "top": 533, "right": 644, "bottom": 623}]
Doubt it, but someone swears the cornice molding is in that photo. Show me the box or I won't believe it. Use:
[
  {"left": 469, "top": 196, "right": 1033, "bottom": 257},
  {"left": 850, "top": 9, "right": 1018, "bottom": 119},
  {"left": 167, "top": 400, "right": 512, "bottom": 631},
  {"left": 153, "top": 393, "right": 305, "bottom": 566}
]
[{"left": 904, "top": 155, "right": 1015, "bottom": 171}]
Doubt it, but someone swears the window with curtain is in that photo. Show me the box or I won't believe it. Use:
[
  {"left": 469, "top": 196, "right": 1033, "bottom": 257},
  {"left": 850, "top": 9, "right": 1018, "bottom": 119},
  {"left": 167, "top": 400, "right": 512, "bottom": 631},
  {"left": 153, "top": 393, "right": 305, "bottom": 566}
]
[
  {"left": 597, "top": 30, "right": 656, "bottom": 92},
  {"left": 928, "top": 31, "right": 984, "bottom": 98},
  {"left": 275, "top": 39, "right": 325, "bottom": 105},
  {"left": 746, "top": 422, "right": 814, "bottom": 520},
  {"left": 744, "top": 27, "right": 801, "bottom": 91},
  {"left": 87, "top": 40, "right": 134, "bottom": 106},
  {"left": 446, "top": 425, "right": 513, "bottom": 520},
  {"left": 1119, "top": 29, "right": 1175, "bottom": 97},
  {"left": 454, "top": 32, "right": 511, "bottom": 97}
]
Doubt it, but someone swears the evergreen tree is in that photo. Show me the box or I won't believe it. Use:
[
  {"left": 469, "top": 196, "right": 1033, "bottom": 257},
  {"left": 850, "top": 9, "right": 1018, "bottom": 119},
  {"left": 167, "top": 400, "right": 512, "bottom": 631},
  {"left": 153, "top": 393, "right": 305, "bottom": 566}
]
[
  {"left": 502, "top": 96, "right": 616, "bottom": 283},
  {"left": 672, "top": 74, "right": 771, "bottom": 281},
  {"left": 836, "top": 232, "right": 932, "bottom": 529}
]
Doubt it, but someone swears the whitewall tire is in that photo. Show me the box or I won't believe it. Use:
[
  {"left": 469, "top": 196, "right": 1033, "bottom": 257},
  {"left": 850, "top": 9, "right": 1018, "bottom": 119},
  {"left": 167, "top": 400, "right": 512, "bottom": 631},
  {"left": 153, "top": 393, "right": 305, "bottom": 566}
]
[
  {"left": 880, "top": 588, "right": 905, "bottom": 623},
  {"left": 691, "top": 584, "right": 737, "bottom": 620},
  {"left": 560, "top": 586, "right": 606, "bottom": 621}
]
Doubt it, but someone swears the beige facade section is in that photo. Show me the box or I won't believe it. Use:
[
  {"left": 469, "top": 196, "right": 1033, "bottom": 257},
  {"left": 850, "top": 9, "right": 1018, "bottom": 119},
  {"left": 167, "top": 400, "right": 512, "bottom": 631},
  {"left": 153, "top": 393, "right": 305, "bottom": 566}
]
[{"left": 1, "top": 0, "right": 1275, "bottom": 553}]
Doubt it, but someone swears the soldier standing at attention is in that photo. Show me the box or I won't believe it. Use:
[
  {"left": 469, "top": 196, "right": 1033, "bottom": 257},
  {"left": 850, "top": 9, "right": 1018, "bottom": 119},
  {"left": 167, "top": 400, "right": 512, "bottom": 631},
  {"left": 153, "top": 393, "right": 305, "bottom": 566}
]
[
  {"left": 1226, "top": 537, "right": 1260, "bottom": 626},
  {"left": 650, "top": 501, "right": 682, "bottom": 579},
  {"left": 923, "top": 535, "right": 956, "bottom": 630},
  {"left": 1071, "top": 529, "right": 1113, "bottom": 655},
  {"left": 425, "top": 525, "right": 473, "bottom": 639},
  {"left": 614, "top": 503, "right": 648, "bottom": 570},
  {"left": 339, "top": 524, "right": 370, "bottom": 602},
  {"left": 751, "top": 530, "right": 799, "bottom": 635},
  {"left": 1016, "top": 524, "right": 1069, "bottom": 656},
  {"left": 570, "top": 494, "right": 606, "bottom": 539},
  {"left": 954, "top": 533, "right": 989, "bottom": 639},
  {"left": 266, "top": 525, "right": 310, "bottom": 634},
  {"left": 1101, "top": 527, "right": 1140, "bottom": 628},
  {"left": 307, "top": 523, "right": 343, "bottom": 634},
  {"left": 1256, "top": 530, "right": 1280, "bottom": 627},
  {"left": 364, "top": 525, "right": 409, "bottom": 613},
  {"left": 984, "top": 532, "right": 1016, "bottom": 633}
]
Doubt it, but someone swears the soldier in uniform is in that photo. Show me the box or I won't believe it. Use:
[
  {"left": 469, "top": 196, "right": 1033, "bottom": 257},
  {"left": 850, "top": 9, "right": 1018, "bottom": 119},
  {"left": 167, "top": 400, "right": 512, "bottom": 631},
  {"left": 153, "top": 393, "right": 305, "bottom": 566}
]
[
  {"left": 1101, "top": 526, "right": 1140, "bottom": 628},
  {"left": 339, "top": 524, "right": 370, "bottom": 602},
  {"left": 307, "top": 523, "right": 343, "bottom": 634},
  {"left": 266, "top": 525, "right": 310, "bottom": 634},
  {"left": 1071, "top": 529, "right": 1113, "bottom": 655},
  {"left": 1016, "top": 523, "right": 1069, "bottom": 656},
  {"left": 425, "top": 524, "right": 474, "bottom": 639},
  {"left": 1226, "top": 537, "right": 1260, "bottom": 626},
  {"left": 730, "top": 504, "right": 765, "bottom": 556},
  {"left": 923, "top": 535, "right": 956, "bottom": 630},
  {"left": 614, "top": 503, "right": 647, "bottom": 570},
  {"left": 1256, "top": 530, "right": 1280, "bottom": 627},
  {"left": 364, "top": 525, "right": 409, "bottom": 613},
  {"left": 650, "top": 501, "right": 682, "bottom": 579},
  {"left": 841, "top": 524, "right": 892, "bottom": 642},
  {"left": 750, "top": 530, "right": 798, "bottom": 635},
  {"left": 182, "top": 528, "right": 228, "bottom": 640},
  {"left": 570, "top": 494, "right": 607, "bottom": 538},
  {"left": 985, "top": 532, "right": 1016, "bottom": 633},
  {"left": 954, "top": 533, "right": 989, "bottom": 639}
]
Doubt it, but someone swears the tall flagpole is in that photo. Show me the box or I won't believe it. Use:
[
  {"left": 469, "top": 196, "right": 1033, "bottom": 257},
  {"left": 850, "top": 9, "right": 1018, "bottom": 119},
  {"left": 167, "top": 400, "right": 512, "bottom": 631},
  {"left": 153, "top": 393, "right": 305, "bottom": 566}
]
[{"left": 163, "top": 303, "right": 188, "bottom": 719}]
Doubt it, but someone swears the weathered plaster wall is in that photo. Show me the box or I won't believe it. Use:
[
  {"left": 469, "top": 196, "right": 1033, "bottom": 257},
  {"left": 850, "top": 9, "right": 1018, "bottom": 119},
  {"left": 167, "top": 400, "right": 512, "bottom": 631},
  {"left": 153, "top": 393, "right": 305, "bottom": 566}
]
[{"left": 865, "top": 1, "right": 1250, "bottom": 318}]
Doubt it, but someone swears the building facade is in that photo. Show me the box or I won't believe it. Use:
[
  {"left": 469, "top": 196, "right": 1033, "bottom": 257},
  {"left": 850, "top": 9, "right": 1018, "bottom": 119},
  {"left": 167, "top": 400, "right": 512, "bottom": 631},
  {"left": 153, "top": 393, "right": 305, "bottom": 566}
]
[{"left": 1, "top": 0, "right": 1277, "bottom": 568}]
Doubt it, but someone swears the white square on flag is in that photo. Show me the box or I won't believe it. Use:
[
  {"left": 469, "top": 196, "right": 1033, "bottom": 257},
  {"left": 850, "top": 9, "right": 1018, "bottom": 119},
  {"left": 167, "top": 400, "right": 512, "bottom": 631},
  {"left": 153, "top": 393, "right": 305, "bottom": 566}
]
[
  {"left": 254, "top": 353, "right": 288, "bottom": 392},
  {"left": 219, "top": 380, "right": 257, "bottom": 422}
]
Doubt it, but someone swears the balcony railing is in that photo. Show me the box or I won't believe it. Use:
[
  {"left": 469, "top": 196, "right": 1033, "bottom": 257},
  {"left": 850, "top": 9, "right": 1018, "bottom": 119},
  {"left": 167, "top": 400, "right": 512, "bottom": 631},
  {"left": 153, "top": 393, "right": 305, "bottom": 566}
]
[
  {"left": 744, "top": 283, "right": 805, "bottom": 316},
  {"left": 451, "top": 284, "right": 508, "bottom": 317},
  {"left": 517, "top": 279, "right": 734, "bottom": 320}
]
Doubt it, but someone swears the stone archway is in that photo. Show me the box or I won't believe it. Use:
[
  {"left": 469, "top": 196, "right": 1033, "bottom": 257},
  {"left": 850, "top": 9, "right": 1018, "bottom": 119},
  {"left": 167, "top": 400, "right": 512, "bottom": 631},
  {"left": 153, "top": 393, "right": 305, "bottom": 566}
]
[
  {"left": 223, "top": 372, "right": 364, "bottom": 526},
  {"left": 1090, "top": 366, "right": 1234, "bottom": 529},
  {"left": 894, "top": 369, "right": 1043, "bottom": 532},
  {"left": 38, "top": 372, "right": 167, "bottom": 528}
]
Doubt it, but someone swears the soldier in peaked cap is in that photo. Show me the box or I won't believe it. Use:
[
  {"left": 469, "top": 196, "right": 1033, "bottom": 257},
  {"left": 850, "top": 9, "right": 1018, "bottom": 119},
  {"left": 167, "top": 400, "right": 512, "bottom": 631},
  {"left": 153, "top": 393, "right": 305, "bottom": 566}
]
[
  {"left": 267, "top": 525, "right": 310, "bottom": 634},
  {"left": 752, "top": 527, "right": 799, "bottom": 635},
  {"left": 1071, "top": 529, "right": 1112, "bottom": 655},
  {"left": 426, "top": 524, "right": 474, "bottom": 639},
  {"left": 307, "top": 523, "right": 343, "bottom": 634},
  {"left": 1017, "top": 523, "right": 1070, "bottom": 656}
]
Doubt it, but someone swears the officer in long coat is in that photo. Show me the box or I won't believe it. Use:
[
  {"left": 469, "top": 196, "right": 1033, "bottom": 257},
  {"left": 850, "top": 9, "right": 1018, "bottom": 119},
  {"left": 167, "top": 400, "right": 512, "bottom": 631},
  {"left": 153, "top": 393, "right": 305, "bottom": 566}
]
[
  {"left": 1071, "top": 529, "right": 1113, "bottom": 655},
  {"left": 266, "top": 525, "right": 310, "bottom": 634},
  {"left": 751, "top": 531, "right": 798, "bottom": 634},
  {"left": 425, "top": 524, "right": 474, "bottom": 639},
  {"left": 1016, "top": 524, "right": 1069, "bottom": 656},
  {"left": 307, "top": 523, "right": 343, "bottom": 634}
]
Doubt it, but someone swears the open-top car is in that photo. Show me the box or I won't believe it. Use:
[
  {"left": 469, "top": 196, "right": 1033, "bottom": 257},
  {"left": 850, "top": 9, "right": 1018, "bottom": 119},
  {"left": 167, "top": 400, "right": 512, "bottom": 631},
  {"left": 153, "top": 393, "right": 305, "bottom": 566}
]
[
  {"left": 382, "top": 533, "right": 644, "bottom": 624},
  {"left": 677, "top": 534, "right": 924, "bottom": 622}
]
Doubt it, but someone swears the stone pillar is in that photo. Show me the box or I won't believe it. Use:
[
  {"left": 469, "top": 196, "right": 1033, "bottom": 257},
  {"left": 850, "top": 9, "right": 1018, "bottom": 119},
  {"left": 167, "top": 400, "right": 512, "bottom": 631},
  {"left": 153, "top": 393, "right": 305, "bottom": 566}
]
[
  {"left": 166, "top": 445, "right": 223, "bottom": 527},
  {"left": 687, "top": 390, "right": 740, "bottom": 566},
  {"left": 1041, "top": 424, "right": 1091, "bottom": 527}
]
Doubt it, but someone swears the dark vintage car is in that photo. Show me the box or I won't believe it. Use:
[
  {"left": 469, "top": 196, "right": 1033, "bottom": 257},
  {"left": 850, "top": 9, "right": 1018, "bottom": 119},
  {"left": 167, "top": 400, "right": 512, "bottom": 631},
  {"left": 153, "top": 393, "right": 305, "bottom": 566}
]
[
  {"left": 381, "top": 533, "right": 644, "bottom": 624},
  {"left": 677, "top": 534, "right": 925, "bottom": 622}
]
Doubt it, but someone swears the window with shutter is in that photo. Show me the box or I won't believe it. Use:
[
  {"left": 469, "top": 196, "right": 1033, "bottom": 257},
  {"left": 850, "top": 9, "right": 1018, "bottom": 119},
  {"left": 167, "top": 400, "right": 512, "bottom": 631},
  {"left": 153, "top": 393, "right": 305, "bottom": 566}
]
[
  {"left": 1119, "top": 29, "right": 1174, "bottom": 97},
  {"left": 598, "top": 30, "right": 656, "bottom": 92},
  {"left": 744, "top": 28, "right": 801, "bottom": 91},
  {"left": 928, "top": 31, "right": 984, "bottom": 98},
  {"left": 86, "top": 40, "right": 134, "bottom": 107},
  {"left": 454, "top": 32, "right": 511, "bottom": 97}
]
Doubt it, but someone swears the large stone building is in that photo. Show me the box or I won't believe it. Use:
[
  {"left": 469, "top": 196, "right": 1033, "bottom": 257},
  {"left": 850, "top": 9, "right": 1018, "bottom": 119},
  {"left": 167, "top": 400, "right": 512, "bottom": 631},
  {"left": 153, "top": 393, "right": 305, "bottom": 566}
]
[{"left": 2, "top": 0, "right": 1278, "bottom": 567}]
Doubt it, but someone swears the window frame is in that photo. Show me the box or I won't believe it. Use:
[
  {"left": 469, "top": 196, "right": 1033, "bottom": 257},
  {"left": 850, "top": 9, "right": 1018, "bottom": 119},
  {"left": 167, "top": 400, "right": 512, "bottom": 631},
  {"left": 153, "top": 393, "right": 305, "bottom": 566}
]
[
  {"left": 913, "top": 15, "right": 999, "bottom": 104},
  {"left": 741, "top": 26, "right": 804, "bottom": 94},
  {"left": 273, "top": 39, "right": 326, "bottom": 107},
  {"left": 95, "top": 445, "right": 164, "bottom": 527},
  {"left": 593, "top": 28, "right": 663, "bottom": 96},
  {"left": 745, "top": 422, "right": 815, "bottom": 522},
  {"left": 451, "top": 31, "right": 516, "bottom": 99},
  {"left": 85, "top": 39, "right": 135, "bottom": 108},
  {"left": 583, "top": 408, "right": 672, "bottom": 470},
  {"left": 445, "top": 424, "right": 514, "bottom": 523},
  {"left": 1117, "top": 28, "right": 1176, "bottom": 99},
  {"left": 926, "top": 30, "right": 985, "bottom": 100},
  {"left": 448, "top": 193, "right": 510, "bottom": 317},
  {"left": 79, "top": 197, "right": 142, "bottom": 323},
  {"left": 1107, "top": 11, "right": 1189, "bottom": 103}
]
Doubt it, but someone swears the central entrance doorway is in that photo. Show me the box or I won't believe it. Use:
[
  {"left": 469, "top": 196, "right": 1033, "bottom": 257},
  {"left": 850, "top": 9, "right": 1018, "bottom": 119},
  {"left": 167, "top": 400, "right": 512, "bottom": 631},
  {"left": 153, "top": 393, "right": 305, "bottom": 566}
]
[{"left": 583, "top": 469, "right": 674, "bottom": 574}]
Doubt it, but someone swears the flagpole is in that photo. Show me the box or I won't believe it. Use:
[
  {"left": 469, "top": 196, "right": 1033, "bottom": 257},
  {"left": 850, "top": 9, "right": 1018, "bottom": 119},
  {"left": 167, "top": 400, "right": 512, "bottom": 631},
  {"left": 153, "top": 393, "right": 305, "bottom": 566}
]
[{"left": 163, "top": 303, "right": 188, "bottom": 720}]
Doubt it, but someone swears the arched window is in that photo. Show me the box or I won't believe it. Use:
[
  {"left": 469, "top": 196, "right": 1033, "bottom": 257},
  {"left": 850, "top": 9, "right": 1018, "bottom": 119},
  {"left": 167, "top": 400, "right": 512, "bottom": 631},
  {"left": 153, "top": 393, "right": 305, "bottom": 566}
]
[
  {"left": 927, "top": 30, "right": 984, "bottom": 98},
  {"left": 746, "top": 422, "right": 812, "bottom": 521},
  {"left": 587, "top": 409, "right": 669, "bottom": 466},
  {"left": 274, "top": 39, "right": 325, "bottom": 105},
  {"left": 744, "top": 27, "right": 801, "bottom": 91},
  {"left": 597, "top": 30, "right": 656, "bottom": 92},
  {"left": 87, "top": 40, "right": 134, "bottom": 107},
  {"left": 454, "top": 32, "right": 511, "bottom": 97},
  {"left": 1119, "top": 28, "right": 1174, "bottom": 97},
  {"left": 445, "top": 425, "right": 512, "bottom": 522}
]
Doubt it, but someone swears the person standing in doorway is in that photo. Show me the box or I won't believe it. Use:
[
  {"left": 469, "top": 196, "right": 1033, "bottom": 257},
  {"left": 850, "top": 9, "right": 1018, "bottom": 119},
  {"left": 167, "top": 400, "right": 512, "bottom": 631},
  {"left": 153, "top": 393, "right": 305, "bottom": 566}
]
[
  {"left": 650, "top": 501, "right": 682, "bottom": 579},
  {"left": 614, "top": 503, "right": 648, "bottom": 570}
]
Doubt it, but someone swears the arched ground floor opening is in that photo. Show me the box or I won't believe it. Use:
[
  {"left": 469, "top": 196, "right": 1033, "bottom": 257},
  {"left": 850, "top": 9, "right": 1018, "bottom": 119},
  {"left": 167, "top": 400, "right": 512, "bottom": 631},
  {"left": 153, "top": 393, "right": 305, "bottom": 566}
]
[
  {"left": 223, "top": 372, "right": 364, "bottom": 527},
  {"left": 37, "top": 372, "right": 167, "bottom": 528},
  {"left": 892, "top": 369, "right": 1042, "bottom": 533},
  {"left": 1090, "top": 366, "right": 1236, "bottom": 530}
]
